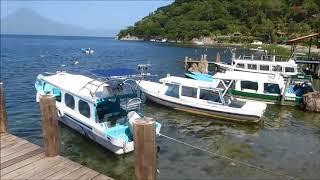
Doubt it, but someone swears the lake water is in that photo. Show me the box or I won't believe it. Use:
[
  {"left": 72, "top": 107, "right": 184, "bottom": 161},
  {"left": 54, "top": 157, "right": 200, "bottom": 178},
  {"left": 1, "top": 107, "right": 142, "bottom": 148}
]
[{"left": 1, "top": 35, "right": 320, "bottom": 179}]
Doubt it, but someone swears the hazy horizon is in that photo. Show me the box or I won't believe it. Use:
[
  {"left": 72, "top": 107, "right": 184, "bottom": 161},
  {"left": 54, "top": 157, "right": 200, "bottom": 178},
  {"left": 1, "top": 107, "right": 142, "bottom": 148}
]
[{"left": 0, "top": 1, "right": 173, "bottom": 37}]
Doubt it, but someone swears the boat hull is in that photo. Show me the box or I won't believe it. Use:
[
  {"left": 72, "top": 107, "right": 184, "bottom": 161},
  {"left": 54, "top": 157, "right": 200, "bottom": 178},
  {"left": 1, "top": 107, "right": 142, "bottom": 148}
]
[
  {"left": 58, "top": 111, "right": 133, "bottom": 155},
  {"left": 144, "top": 93, "right": 261, "bottom": 124},
  {"left": 228, "top": 90, "right": 301, "bottom": 106}
]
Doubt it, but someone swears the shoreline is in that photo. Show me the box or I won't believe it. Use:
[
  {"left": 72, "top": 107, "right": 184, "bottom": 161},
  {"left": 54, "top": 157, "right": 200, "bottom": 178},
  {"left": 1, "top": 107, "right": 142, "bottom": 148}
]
[{"left": 119, "top": 38, "right": 320, "bottom": 56}]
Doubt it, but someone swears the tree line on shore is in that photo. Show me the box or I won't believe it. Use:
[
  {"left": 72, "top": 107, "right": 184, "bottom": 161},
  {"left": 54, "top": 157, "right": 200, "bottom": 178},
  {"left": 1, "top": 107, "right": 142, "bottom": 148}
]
[{"left": 118, "top": 0, "right": 320, "bottom": 44}]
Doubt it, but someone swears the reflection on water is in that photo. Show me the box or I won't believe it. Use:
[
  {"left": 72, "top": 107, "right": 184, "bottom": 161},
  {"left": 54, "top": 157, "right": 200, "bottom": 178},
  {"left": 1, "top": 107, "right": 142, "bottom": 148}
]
[{"left": 1, "top": 35, "right": 320, "bottom": 179}]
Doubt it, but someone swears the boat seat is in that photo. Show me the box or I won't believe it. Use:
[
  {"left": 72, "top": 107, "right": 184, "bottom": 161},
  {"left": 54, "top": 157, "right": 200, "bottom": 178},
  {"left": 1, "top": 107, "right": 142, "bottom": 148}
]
[{"left": 121, "top": 98, "right": 142, "bottom": 112}]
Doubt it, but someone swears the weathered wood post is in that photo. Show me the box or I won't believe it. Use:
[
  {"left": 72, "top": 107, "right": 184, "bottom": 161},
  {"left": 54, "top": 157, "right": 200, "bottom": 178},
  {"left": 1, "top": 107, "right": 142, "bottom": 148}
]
[
  {"left": 134, "top": 118, "right": 156, "bottom": 180},
  {"left": 39, "top": 94, "right": 60, "bottom": 157},
  {"left": 0, "top": 82, "right": 8, "bottom": 133}
]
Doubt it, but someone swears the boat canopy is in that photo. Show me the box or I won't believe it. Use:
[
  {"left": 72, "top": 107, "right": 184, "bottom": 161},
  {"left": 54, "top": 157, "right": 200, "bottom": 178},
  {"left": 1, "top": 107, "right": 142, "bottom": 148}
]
[
  {"left": 213, "top": 71, "right": 284, "bottom": 84},
  {"left": 160, "top": 76, "right": 221, "bottom": 89},
  {"left": 233, "top": 59, "right": 297, "bottom": 66},
  {"left": 39, "top": 72, "right": 136, "bottom": 103},
  {"left": 91, "top": 68, "right": 140, "bottom": 79}
]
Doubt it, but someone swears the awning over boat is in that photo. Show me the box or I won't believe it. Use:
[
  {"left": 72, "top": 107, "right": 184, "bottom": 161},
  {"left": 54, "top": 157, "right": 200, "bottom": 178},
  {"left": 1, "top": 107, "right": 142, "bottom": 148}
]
[{"left": 91, "top": 68, "right": 140, "bottom": 78}]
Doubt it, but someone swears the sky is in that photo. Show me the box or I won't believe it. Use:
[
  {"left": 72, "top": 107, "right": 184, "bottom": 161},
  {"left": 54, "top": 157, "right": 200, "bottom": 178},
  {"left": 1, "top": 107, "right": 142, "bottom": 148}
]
[{"left": 1, "top": 1, "right": 173, "bottom": 34}]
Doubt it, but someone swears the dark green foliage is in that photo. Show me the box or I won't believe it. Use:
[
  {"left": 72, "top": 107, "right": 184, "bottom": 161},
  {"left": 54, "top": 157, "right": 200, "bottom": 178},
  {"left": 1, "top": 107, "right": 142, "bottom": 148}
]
[{"left": 118, "top": 0, "right": 320, "bottom": 42}]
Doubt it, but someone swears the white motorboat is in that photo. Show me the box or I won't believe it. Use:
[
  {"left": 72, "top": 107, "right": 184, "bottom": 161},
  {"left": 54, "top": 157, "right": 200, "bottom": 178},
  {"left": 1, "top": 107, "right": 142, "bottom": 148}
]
[
  {"left": 82, "top": 48, "right": 94, "bottom": 54},
  {"left": 214, "top": 52, "right": 299, "bottom": 77},
  {"left": 138, "top": 75, "right": 267, "bottom": 123},
  {"left": 35, "top": 70, "right": 161, "bottom": 155}
]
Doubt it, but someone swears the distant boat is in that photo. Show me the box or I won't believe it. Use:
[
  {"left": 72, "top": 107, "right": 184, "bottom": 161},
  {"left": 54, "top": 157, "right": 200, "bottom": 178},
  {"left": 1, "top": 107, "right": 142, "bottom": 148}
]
[
  {"left": 251, "top": 40, "right": 263, "bottom": 45},
  {"left": 213, "top": 52, "right": 300, "bottom": 77},
  {"left": 82, "top": 48, "right": 94, "bottom": 54},
  {"left": 249, "top": 46, "right": 265, "bottom": 52}
]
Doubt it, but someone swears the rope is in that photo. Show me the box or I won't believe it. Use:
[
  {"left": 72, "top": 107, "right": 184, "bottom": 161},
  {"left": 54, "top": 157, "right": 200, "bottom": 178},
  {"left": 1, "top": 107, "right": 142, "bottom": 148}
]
[{"left": 159, "top": 133, "right": 296, "bottom": 179}]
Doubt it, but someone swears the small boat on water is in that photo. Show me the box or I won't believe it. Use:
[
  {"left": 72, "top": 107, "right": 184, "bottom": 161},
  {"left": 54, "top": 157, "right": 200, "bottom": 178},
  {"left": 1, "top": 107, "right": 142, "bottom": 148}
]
[
  {"left": 82, "top": 48, "right": 94, "bottom": 54},
  {"left": 35, "top": 70, "right": 161, "bottom": 155},
  {"left": 138, "top": 75, "right": 267, "bottom": 123},
  {"left": 186, "top": 71, "right": 314, "bottom": 106},
  {"left": 249, "top": 46, "right": 265, "bottom": 52},
  {"left": 214, "top": 52, "right": 300, "bottom": 77}
]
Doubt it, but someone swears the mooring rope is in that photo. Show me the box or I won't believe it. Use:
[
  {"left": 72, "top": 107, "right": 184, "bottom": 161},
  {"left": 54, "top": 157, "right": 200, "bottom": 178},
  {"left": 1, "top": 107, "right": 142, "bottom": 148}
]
[{"left": 158, "top": 133, "right": 296, "bottom": 179}]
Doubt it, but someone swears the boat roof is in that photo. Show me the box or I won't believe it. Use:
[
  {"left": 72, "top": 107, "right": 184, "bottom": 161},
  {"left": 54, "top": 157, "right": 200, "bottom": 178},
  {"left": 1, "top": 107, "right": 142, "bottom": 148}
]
[
  {"left": 234, "top": 59, "right": 297, "bottom": 67},
  {"left": 40, "top": 72, "right": 109, "bottom": 102},
  {"left": 160, "top": 76, "right": 221, "bottom": 89},
  {"left": 213, "top": 71, "right": 284, "bottom": 83}
]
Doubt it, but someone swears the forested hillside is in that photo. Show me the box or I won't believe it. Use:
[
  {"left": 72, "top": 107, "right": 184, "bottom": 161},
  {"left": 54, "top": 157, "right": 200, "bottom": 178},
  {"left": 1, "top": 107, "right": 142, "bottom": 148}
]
[{"left": 118, "top": 0, "right": 320, "bottom": 43}]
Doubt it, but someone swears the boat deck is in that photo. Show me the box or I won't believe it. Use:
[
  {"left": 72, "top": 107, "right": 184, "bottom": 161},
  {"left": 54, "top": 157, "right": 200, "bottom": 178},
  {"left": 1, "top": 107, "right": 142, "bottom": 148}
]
[{"left": 0, "top": 132, "right": 113, "bottom": 180}]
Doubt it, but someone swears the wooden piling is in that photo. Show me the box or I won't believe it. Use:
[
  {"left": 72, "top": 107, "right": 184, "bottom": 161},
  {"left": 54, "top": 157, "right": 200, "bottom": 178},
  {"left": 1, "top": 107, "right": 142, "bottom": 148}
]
[
  {"left": 133, "top": 118, "right": 156, "bottom": 180},
  {"left": 39, "top": 94, "right": 60, "bottom": 157},
  {"left": 0, "top": 82, "right": 8, "bottom": 133}
]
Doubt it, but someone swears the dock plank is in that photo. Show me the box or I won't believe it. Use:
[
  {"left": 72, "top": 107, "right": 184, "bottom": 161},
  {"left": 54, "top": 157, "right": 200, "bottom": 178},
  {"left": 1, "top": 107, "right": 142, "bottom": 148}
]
[
  {"left": 1, "top": 148, "right": 43, "bottom": 169},
  {"left": 13, "top": 156, "right": 66, "bottom": 179},
  {"left": 0, "top": 133, "right": 113, "bottom": 180},
  {"left": 92, "top": 174, "right": 114, "bottom": 180},
  {"left": 28, "top": 158, "right": 75, "bottom": 179},
  {"left": 1, "top": 140, "right": 33, "bottom": 157},
  {"left": 78, "top": 170, "right": 100, "bottom": 180},
  {"left": 62, "top": 166, "right": 92, "bottom": 179},
  {"left": 46, "top": 162, "right": 82, "bottom": 179},
  {"left": 1, "top": 153, "right": 45, "bottom": 175},
  {"left": 1, "top": 143, "right": 40, "bottom": 163},
  {"left": 1, "top": 156, "right": 62, "bottom": 179}
]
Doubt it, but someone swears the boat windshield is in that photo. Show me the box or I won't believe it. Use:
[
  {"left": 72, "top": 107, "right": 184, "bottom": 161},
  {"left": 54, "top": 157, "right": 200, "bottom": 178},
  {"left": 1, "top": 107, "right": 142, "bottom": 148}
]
[
  {"left": 165, "top": 83, "right": 179, "bottom": 98},
  {"left": 199, "top": 89, "right": 222, "bottom": 103},
  {"left": 96, "top": 99, "right": 122, "bottom": 125}
]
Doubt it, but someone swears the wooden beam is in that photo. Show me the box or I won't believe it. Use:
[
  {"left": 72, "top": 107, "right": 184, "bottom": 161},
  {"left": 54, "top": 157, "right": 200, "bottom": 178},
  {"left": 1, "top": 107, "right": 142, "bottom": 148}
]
[
  {"left": 134, "top": 118, "right": 156, "bottom": 180},
  {"left": 0, "top": 82, "right": 8, "bottom": 133},
  {"left": 39, "top": 94, "right": 60, "bottom": 157}
]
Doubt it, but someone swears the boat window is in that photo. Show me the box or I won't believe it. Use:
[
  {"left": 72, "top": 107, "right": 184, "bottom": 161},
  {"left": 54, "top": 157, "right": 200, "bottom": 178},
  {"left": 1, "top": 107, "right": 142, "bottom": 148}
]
[
  {"left": 285, "top": 67, "right": 295, "bottom": 73},
  {"left": 165, "top": 83, "right": 179, "bottom": 98},
  {"left": 181, "top": 86, "right": 197, "bottom": 98},
  {"left": 272, "top": 65, "right": 282, "bottom": 72},
  {"left": 52, "top": 87, "right": 61, "bottom": 102},
  {"left": 241, "top": 81, "right": 258, "bottom": 91},
  {"left": 260, "top": 65, "right": 270, "bottom": 71},
  {"left": 78, "top": 100, "right": 90, "bottom": 118},
  {"left": 264, "top": 83, "right": 280, "bottom": 94},
  {"left": 43, "top": 83, "right": 52, "bottom": 94},
  {"left": 65, "top": 93, "right": 75, "bottom": 109},
  {"left": 236, "top": 63, "right": 244, "bottom": 68},
  {"left": 199, "top": 89, "right": 222, "bottom": 103},
  {"left": 96, "top": 100, "right": 121, "bottom": 123},
  {"left": 247, "top": 64, "right": 257, "bottom": 70}
]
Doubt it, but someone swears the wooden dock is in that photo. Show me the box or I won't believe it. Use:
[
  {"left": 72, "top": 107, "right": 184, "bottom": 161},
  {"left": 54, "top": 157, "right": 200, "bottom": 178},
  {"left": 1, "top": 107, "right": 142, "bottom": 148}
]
[{"left": 0, "top": 132, "right": 113, "bottom": 180}]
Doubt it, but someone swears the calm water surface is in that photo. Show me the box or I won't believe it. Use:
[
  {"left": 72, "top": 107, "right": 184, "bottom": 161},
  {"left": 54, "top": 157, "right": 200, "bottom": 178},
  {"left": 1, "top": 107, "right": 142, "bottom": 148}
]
[{"left": 1, "top": 35, "right": 320, "bottom": 179}]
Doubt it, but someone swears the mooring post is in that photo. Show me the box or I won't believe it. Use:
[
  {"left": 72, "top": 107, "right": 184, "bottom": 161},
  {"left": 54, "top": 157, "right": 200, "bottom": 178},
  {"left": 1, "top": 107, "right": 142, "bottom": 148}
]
[
  {"left": 39, "top": 94, "right": 60, "bottom": 157},
  {"left": 0, "top": 82, "right": 8, "bottom": 133},
  {"left": 134, "top": 118, "right": 156, "bottom": 180}
]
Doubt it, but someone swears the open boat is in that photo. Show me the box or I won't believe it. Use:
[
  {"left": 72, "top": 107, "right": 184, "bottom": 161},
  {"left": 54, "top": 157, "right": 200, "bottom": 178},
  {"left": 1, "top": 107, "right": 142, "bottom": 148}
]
[
  {"left": 138, "top": 75, "right": 267, "bottom": 123},
  {"left": 35, "top": 70, "right": 161, "bottom": 155}
]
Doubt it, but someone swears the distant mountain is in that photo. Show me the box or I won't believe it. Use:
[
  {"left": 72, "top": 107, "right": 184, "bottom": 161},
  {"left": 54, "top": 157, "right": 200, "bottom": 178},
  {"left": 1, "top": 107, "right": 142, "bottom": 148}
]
[{"left": 1, "top": 8, "right": 116, "bottom": 37}]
